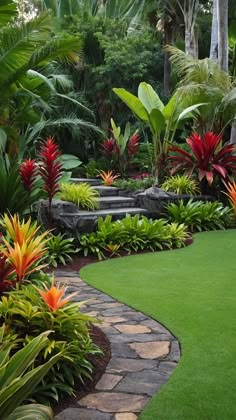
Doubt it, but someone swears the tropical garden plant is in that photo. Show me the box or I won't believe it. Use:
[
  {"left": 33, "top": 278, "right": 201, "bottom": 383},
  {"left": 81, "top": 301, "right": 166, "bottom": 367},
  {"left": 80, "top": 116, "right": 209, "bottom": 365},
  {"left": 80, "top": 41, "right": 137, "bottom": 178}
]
[
  {"left": 0, "top": 329, "right": 62, "bottom": 420},
  {"left": 46, "top": 233, "right": 78, "bottom": 267},
  {"left": 168, "top": 131, "right": 236, "bottom": 194},
  {"left": 99, "top": 170, "right": 120, "bottom": 186},
  {"left": 0, "top": 278, "right": 100, "bottom": 403},
  {"left": 166, "top": 199, "right": 234, "bottom": 231},
  {"left": 78, "top": 214, "right": 189, "bottom": 259},
  {"left": 58, "top": 183, "right": 100, "bottom": 210},
  {"left": 161, "top": 175, "right": 200, "bottom": 195},
  {"left": 114, "top": 82, "right": 205, "bottom": 184},
  {"left": 102, "top": 119, "right": 139, "bottom": 176}
]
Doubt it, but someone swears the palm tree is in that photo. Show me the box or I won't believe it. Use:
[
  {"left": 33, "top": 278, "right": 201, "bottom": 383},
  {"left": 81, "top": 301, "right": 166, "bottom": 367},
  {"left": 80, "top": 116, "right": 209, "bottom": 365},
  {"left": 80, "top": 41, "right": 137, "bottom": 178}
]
[
  {"left": 0, "top": 2, "right": 100, "bottom": 154},
  {"left": 167, "top": 46, "right": 235, "bottom": 134}
]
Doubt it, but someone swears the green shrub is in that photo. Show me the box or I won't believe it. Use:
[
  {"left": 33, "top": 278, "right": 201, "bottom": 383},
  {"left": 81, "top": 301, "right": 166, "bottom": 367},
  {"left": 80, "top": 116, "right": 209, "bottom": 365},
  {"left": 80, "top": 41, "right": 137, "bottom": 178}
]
[
  {"left": 161, "top": 175, "right": 200, "bottom": 195},
  {"left": 46, "top": 233, "right": 78, "bottom": 267},
  {"left": 79, "top": 214, "right": 189, "bottom": 258},
  {"left": 58, "top": 183, "right": 99, "bottom": 210},
  {"left": 166, "top": 199, "right": 234, "bottom": 231},
  {"left": 0, "top": 281, "right": 101, "bottom": 403},
  {"left": 0, "top": 329, "right": 62, "bottom": 420},
  {"left": 113, "top": 177, "right": 153, "bottom": 191}
]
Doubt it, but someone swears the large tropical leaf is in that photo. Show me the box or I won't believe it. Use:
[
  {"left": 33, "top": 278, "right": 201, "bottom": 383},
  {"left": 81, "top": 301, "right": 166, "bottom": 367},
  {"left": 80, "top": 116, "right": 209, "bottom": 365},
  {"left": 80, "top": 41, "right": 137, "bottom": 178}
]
[
  {"left": 113, "top": 88, "right": 149, "bottom": 121},
  {"left": 138, "top": 82, "right": 164, "bottom": 113},
  {"left": 6, "top": 404, "right": 53, "bottom": 420}
]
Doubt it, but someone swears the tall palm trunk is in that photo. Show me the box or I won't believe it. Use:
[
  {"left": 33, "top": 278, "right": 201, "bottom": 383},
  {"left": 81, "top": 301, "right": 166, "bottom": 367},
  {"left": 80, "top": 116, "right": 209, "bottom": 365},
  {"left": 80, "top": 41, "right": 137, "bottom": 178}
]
[
  {"left": 210, "top": 0, "right": 218, "bottom": 60},
  {"left": 217, "top": 0, "right": 228, "bottom": 72}
]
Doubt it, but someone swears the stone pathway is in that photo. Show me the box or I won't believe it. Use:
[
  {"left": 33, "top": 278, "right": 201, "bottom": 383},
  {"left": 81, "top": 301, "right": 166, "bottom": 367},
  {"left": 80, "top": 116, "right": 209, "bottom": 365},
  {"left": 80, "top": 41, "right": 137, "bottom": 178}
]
[{"left": 55, "top": 271, "right": 180, "bottom": 420}]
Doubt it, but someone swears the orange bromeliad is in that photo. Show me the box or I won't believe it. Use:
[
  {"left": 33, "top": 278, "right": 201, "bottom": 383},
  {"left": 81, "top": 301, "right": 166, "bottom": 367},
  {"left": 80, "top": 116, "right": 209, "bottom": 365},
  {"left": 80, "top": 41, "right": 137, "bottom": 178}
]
[
  {"left": 224, "top": 181, "right": 236, "bottom": 216},
  {"left": 37, "top": 278, "right": 78, "bottom": 311},
  {"left": 0, "top": 214, "right": 49, "bottom": 283},
  {"left": 0, "top": 214, "right": 41, "bottom": 246},
  {"left": 99, "top": 170, "right": 119, "bottom": 186}
]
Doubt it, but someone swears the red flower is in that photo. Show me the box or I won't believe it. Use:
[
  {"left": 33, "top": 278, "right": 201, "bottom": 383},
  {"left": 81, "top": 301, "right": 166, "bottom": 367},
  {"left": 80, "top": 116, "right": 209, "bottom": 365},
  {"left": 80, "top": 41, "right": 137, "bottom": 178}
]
[
  {"left": 38, "top": 137, "right": 62, "bottom": 202},
  {"left": 102, "top": 138, "right": 116, "bottom": 158},
  {"left": 19, "top": 159, "right": 37, "bottom": 192},
  {"left": 0, "top": 233, "right": 14, "bottom": 292},
  {"left": 168, "top": 131, "right": 236, "bottom": 185},
  {"left": 128, "top": 132, "right": 139, "bottom": 156}
]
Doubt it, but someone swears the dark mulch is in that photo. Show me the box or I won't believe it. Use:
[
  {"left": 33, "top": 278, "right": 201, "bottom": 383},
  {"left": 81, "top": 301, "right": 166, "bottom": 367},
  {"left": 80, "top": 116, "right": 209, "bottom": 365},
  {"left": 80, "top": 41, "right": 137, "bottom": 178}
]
[
  {"left": 56, "top": 236, "right": 194, "bottom": 274},
  {"left": 53, "top": 324, "right": 111, "bottom": 415}
]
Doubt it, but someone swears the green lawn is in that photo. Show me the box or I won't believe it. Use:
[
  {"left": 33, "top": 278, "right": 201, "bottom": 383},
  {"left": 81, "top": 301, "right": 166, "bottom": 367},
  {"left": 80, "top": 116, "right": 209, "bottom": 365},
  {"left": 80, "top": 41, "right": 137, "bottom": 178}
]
[{"left": 81, "top": 230, "right": 236, "bottom": 420}]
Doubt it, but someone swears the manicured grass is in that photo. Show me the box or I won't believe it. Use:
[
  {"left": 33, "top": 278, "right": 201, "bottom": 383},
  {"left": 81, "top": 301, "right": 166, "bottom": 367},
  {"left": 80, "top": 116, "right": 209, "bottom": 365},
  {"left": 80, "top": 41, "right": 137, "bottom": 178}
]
[{"left": 81, "top": 230, "right": 236, "bottom": 420}]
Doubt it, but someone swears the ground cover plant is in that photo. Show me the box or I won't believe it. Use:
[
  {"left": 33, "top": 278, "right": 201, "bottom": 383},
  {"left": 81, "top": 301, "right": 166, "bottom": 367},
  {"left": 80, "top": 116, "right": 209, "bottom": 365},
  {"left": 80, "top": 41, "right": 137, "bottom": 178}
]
[
  {"left": 166, "top": 199, "right": 234, "bottom": 231},
  {"left": 113, "top": 177, "right": 153, "bottom": 191},
  {"left": 78, "top": 214, "right": 189, "bottom": 260},
  {"left": 81, "top": 230, "right": 236, "bottom": 420},
  {"left": 46, "top": 233, "right": 78, "bottom": 267}
]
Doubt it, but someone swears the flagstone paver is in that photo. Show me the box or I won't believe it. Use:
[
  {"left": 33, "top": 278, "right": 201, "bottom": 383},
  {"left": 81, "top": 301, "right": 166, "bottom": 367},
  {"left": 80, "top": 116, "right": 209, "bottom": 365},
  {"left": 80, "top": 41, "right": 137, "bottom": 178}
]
[{"left": 54, "top": 271, "right": 180, "bottom": 420}]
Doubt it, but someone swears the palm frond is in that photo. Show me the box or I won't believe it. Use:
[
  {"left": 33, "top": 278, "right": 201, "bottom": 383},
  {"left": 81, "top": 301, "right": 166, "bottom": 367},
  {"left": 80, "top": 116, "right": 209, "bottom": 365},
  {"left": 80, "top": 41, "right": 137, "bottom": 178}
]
[{"left": 0, "top": 12, "right": 51, "bottom": 87}]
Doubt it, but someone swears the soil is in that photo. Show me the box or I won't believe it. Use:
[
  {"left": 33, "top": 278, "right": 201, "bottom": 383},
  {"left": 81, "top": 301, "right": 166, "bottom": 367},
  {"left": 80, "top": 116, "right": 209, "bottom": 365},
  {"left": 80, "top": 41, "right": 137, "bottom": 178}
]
[{"left": 53, "top": 324, "right": 111, "bottom": 415}]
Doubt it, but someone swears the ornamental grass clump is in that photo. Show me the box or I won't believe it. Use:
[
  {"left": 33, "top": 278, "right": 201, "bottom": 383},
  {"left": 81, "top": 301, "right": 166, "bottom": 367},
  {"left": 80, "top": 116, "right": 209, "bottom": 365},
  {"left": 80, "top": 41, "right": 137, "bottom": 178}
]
[
  {"left": 161, "top": 175, "right": 200, "bottom": 195},
  {"left": 59, "top": 182, "right": 99, "bottom": 210}
]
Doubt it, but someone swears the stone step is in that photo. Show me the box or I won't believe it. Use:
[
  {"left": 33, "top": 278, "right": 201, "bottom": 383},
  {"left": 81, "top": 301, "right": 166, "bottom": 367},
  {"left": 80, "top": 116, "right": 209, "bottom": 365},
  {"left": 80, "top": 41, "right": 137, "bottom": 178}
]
[
  {"left": 99, "top": 196, "right": 135, "bottom": 209},
  {"left": 94, "top": 186, "right": 119, "bottom": 197},
  {"left": 70, "top": 178, "right": 102, "bottom": 186},
  {"left": 62, "top": 208, "right": 150, "bottom": 233}
]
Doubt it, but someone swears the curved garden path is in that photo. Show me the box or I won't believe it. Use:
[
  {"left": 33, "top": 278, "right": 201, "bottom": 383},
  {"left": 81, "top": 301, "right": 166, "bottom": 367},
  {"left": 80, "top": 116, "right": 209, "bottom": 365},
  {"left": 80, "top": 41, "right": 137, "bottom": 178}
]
[{"left": 55, "top": 270, "right": 180, "bottom": 420}]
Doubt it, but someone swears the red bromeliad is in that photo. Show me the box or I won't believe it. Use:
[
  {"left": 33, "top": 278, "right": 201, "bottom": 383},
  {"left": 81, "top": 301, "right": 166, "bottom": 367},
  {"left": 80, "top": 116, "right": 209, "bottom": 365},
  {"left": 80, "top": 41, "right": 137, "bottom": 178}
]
[
  {"left": 19, "top": 159, "right": 37, "bottom": 192},
  {"left": 168, "top": 132, "right": 236, "bottom": 187},
  {"left": 0, "top": 233, "right": 13, "bottom": 292},
  {"left": 38, "top": 137, "right": 62, "bottom": 222},
  {"left": 102, "top": 138, "right": 116, "bottom": 158},
  {"left": 128, "top": 132, "right": 139, "bottom": 156}
]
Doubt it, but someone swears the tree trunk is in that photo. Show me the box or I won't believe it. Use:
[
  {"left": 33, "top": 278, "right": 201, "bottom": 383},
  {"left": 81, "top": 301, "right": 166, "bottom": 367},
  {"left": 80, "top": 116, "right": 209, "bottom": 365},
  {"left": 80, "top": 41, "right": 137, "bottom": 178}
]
[
  {"left": 163, "top": 21, "right": 173, "bottom": 96},
  {"left": 182, "top": 0, "right": 199, "bottom": 58},
  {"left": 230, "top": 121, "right": 236, "bottom": 143},
  {"left": 217, "top": 0, "right": 228, "bottom": 71},
  {"left": 210, "top": 0, "right": 218, "bottom": 60},
  {"left": 185, "top": 28, "right": 198, "bottom": 58}
]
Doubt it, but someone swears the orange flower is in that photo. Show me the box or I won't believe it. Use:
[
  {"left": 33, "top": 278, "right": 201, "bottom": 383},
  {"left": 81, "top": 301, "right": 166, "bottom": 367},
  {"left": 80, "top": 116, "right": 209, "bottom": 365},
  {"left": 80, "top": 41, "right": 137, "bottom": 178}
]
[
  {"left": 37, "top": 277, "right": 78, "bottom": 311},
  {"left": 1, "top": 232, "right": 49, "bottom": 283},
  {"left": 99, "top": 170, "right": 119, "bottom": 186},
  {"left": 223, "top": 180, "right": 236, "bottom": 216}
]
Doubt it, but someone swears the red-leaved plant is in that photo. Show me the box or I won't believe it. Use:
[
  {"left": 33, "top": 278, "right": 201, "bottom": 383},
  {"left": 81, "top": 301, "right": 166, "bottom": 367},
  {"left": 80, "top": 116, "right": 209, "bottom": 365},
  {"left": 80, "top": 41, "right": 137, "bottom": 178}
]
[
  {"left": 168, "top": 132, "right": 236, "bottom": 193},
  {"left": 19, "top": 158, "right": 38, "bottom": 214},
  {"left": 38, "top": 137, "right": 62, "bottom": 224},
  {"left": 0, "top": 233, "right": 14, "bottom": 292},
  {"left": 101, "top": 119, "right": 139, "bottom": 175},
  {"left": 19, "top": 159, "right": 37, "bottom": 192}
]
